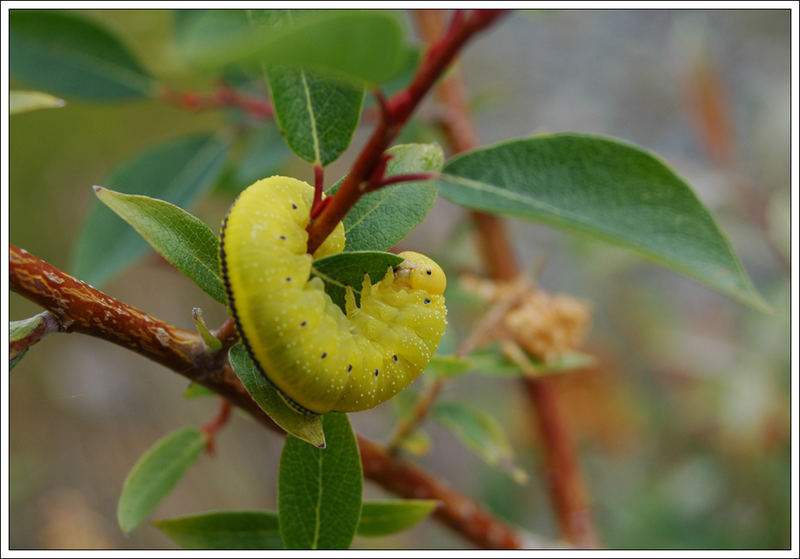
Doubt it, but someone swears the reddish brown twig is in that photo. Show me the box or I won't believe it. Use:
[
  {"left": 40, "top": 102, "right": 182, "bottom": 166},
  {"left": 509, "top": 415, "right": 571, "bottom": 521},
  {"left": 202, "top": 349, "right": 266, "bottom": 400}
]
[
  {"left": 386, "top": 378, "right": 445, "bottom": 456},
  {"left": 159, "top": 83, "right": 274, "bottom": 119},
  {"left": 201, "top": 399, "right": 233, "bottom": 456},
  {"left": 305, "top": 10, "right": 506, "bottom": 253},
  {"left": 684, "top": 51, "right": 789, "bottom": 272},
  {"left": 367, "top": 172, "right": 437, "bottom": 192},
  {"left": 9, "top": 244, "right": 531, "bottom": 549},
  {"left": 360, "top": 437, "right": 522, "bottom": 548},
  {"left": 414, "top": 10, "right": 600, "bottom": 548}
]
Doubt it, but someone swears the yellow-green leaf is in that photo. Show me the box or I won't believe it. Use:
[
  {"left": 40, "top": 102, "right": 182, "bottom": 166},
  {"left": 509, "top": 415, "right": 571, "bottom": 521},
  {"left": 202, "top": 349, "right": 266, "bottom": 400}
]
[{"left": 10, "top": 90, "right": 64, "bottom": 114}]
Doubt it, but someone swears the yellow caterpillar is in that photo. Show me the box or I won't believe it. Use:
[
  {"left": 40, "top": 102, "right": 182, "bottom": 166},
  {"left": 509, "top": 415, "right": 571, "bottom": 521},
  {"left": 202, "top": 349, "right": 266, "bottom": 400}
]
[{"left": 219, "top": 176, "right": 447, "bottom": 414}]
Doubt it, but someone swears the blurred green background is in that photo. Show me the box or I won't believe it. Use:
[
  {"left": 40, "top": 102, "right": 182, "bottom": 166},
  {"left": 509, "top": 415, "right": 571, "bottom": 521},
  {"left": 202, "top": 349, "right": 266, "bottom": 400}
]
[{"left": 9, "top": 10, "right": 790, "bottom": 549}]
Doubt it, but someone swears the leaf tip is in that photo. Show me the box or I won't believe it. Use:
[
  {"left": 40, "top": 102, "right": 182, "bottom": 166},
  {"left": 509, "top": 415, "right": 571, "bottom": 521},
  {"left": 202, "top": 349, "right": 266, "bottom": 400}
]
[
  {"left": 92, "top": 185, "right": 105, "bottom": 194},
  {"left": 733, "top": 285, "right": 774, "bottom": 315}
]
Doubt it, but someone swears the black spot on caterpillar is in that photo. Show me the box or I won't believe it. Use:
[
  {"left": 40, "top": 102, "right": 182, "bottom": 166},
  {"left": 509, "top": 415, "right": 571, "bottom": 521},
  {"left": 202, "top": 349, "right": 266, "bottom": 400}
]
[{"left": 219, "top": 176, "right": 447, "bottom": 414}]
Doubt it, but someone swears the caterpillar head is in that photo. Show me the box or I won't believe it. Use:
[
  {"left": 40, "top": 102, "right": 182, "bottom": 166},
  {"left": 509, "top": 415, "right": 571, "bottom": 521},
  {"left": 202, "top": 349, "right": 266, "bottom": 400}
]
[{"left": 394, "top": 251, "right": 446, "bottom": 295}]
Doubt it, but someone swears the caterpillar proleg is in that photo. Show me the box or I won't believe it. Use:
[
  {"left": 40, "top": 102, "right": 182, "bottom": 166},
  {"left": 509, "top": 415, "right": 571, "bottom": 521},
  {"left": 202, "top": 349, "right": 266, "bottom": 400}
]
[{"left": 220, "top": 176, "right": 447, "bottom": 414}]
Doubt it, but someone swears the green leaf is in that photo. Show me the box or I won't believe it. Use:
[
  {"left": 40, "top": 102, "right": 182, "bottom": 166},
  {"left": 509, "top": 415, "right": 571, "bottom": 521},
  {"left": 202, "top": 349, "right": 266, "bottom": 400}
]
[
  {"left": 10, "top": 10, "right": 153, "bottom": 100},
  {"left": 73, "top": 133, "right": 229, "bottom": 287},
  {"left": 279, "top": 413, "right": 362, "bottom": 549},
  {"left": 432, "top": 402, "right": 528, "bottom": 485},
  {"left": 426, "top": 354, "right": 471, "bottom": 378},
  {"left": 10, "top": 90, "right": 65, "bottom": 114},
  {"left": 311, "top": 251, "right": 403, "bottom": 311},
  {"left": 437, "top": 134, "right": 768, "bottom": 311},
  {"left": 335, "top": 143, "right": 444, "bottom": 252},
  {"left": 117, "top": 427, "right": 206, "bottom": 533},
  {"left": 93, "top": 187, "right": 226, "bottom": 303},
  {"left": 268, "top": 66, "right": 363, "bottom": 166},
  {"left": 466, "top": 346, "right": 596, "bottom": 378},
  {"left": 228, "top": 344, "right": 325, "bottom": 448},
  {"left": 357, "top": 500, "right": 438, "bottom": 537},
  {"left": 176, "top": 10, "right": 406, "bottom": 85},
  {"left": 154, "top": 511, "right": 283, "bottom": 549},
  {"left": 182, "top": 382, "right": 216, "bottom": 399}
]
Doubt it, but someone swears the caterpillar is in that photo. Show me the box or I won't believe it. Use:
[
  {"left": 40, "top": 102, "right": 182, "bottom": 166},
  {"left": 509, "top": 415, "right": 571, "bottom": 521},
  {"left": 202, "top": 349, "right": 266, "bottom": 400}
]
[{"left": 219, "top": 176, "right": 447, "bottom": 415}]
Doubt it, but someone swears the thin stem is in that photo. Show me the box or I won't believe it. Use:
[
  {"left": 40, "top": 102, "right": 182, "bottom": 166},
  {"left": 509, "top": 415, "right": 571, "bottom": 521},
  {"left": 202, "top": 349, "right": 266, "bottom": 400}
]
[
  {"left": 159, "top": 83, "right": 274, "bottom": 119},
  {"left": 366, "top": 172, "right": 437, "bottom": 192},
  {"left": 9, "top": 244, "right": 529, "bottom": 549},
  {"left": 202, "top": 399, "right": 233, "bottom": 456},
  {"left": 387, "top": 377, "right": 445, "bottom": 455},
  {"left": 413, "top": 9, "right": 600, "bottom": 548}
]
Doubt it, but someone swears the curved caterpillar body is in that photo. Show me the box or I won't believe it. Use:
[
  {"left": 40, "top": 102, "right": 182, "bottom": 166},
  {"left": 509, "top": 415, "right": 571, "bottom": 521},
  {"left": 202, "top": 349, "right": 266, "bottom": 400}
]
[{"left": 219, "top": 176, "right": 447, "bottom": 414}]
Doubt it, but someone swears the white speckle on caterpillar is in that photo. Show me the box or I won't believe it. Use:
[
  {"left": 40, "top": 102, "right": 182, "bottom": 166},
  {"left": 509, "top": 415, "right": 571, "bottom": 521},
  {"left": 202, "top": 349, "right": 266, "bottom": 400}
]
[{"left": 219, "top": 176, "right": 447, "bottom": 414}]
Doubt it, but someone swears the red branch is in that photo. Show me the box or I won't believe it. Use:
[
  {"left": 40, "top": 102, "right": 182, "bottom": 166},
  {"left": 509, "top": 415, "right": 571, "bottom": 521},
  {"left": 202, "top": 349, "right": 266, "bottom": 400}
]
[
  {"left": 367, "top": 172, "right": 437, "bottom": 192},
  {"left": 413, "top": 10, "right": 600, "bottom": 548},
  {"left": 202, "top": 399, "right": 233, "bottom": 456},
  {"left": 159, "top": 83, "right": 274, "bottom": 119},
  {"left": 305, "top": 10, "right": 506, "bottom": 253},
  {"left": 9, "top": 244, "right": 529, "bottom": 549}
]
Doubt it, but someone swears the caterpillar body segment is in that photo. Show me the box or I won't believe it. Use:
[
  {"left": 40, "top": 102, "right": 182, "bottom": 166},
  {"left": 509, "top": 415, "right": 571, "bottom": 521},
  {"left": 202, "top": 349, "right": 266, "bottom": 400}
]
[{"left": 219, "top": 176, "right": 447, "bottom": 414}]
